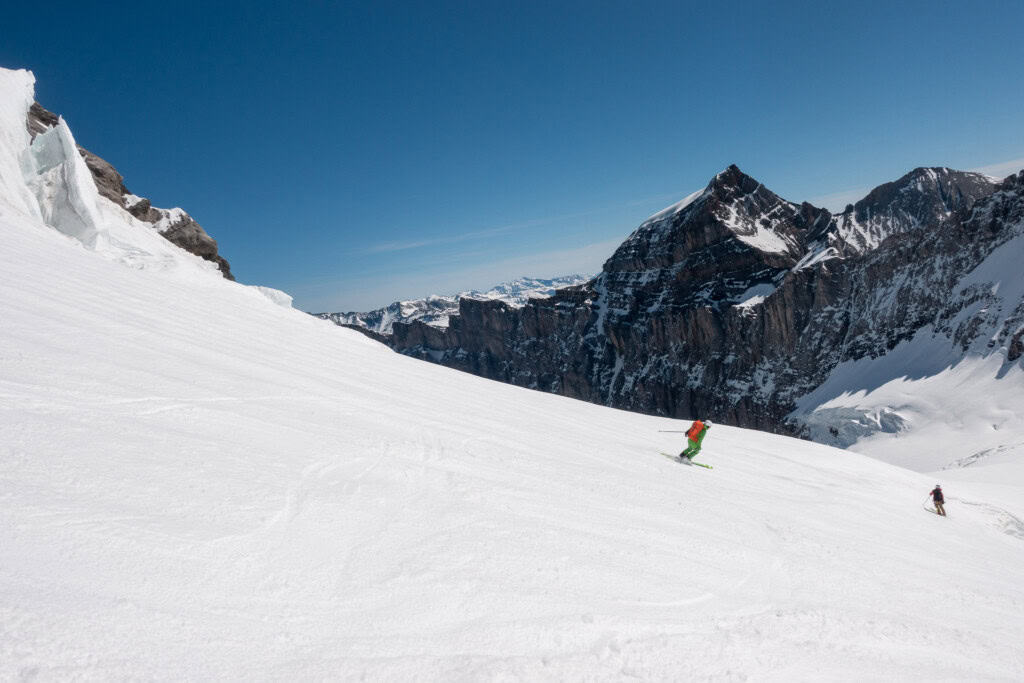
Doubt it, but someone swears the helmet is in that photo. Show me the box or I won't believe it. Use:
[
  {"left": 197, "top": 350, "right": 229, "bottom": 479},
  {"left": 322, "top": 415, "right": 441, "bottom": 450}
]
[
  {"left": 935, "top": 484, "right": 941, "bottom": 488},
  {"left": 705, "top": 420, "right": 713, "bottom": 427}
]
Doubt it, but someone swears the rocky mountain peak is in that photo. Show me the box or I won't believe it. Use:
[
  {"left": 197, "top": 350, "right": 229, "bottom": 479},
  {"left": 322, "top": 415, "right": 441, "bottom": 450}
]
[
  {"left": 608, "top": 165, "right": 814, "bottom": 276},
  {"left": 707, "top": 163, "right": 753, "bottom": 191},
  {"left": 827, "top": 166, "right": 998, "bottom": 256},
  {"left": 701, "top": 165, "right": 810, "bottom": 258},
  {"left": 857, "top": 166, "right": 994, "bottom": 214}
]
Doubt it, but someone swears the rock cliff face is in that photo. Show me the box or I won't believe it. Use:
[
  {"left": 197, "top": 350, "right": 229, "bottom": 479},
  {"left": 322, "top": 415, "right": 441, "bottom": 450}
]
[
  {"left": 27, "top": 103, "right": 234, "bottom": 280},
  {"left": 389, "top": 164, "right": 1023, "bottom": 436}
]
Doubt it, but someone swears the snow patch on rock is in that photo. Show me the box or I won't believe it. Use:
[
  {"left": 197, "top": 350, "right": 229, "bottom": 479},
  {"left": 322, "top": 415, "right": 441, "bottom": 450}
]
[
  {"left": 732, "top": 282, "right": 777, "bottom": 309},
  {"left": 715, "top": 197, "right": 797, "bottom": 254}
]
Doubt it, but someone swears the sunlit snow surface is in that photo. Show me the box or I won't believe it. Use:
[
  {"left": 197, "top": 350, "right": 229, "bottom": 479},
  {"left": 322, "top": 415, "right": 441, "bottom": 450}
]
[{"left": 2, "top": 67, "right": 1024, "bottom": 679}]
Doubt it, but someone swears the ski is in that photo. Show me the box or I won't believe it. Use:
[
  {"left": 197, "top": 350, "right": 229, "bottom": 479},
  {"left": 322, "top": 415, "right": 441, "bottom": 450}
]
[{"left": 660, "top": 452, "right": 713, "bottom": 469}]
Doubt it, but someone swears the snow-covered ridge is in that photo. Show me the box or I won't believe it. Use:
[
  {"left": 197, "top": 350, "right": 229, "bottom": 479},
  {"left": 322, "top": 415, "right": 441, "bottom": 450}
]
[
  {"left": 638, "top": 187, "right": 705, "bottom": 228},
  {"left": 0, "top": 66, "right": 271, "bottom": 298},
  {"left": 316, "top": 274, "right": 592, "bottom": 335},
  {"left": 24, "top": 84, "right": 235, "bottom": 279},
  {"left": 621, "top": 165, "right": 807, "bottom": 260}
]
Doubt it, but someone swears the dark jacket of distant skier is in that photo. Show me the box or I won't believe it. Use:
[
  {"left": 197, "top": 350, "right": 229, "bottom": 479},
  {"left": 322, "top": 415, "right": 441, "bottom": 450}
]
[
  {"left": 680, "top": 420, "right": 711, "bottom": 460},
  {"left": 930, "top": 485, "right": 946, "bottom": 516}
]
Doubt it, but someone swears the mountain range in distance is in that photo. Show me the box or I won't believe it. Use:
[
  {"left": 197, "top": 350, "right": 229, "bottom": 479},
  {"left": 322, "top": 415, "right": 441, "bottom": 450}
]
[{"left": 314, "top": 275, "right": 592, "bottom": 336}]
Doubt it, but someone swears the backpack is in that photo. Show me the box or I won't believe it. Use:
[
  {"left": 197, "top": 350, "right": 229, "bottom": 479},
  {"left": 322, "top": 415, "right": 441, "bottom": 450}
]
[{"left": 686, "top": 420, "right": 705, "bottom": 441}]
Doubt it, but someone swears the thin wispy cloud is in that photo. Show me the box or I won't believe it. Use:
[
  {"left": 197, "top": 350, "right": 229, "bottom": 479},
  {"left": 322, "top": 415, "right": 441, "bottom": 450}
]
[
  {"left": 295, "top": 237, "right": 624, "bottom": 312},
  {"left": 361, "top": 191, "right": 684, "bottom": 255},
  {"left": 970, "top": 157, "right": 1024, "bottom": 179},
  {"left": 808, "top": 187, "right": 870, "bottom": 213},
  {"left": 363, "top": 224, "right": 520, "bottom": 254}
]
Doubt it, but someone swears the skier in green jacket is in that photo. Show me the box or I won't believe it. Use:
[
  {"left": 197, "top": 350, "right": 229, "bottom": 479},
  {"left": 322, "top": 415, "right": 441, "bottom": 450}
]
[{"left": 679, "top": 419, "right": 711, "bottom": 460}]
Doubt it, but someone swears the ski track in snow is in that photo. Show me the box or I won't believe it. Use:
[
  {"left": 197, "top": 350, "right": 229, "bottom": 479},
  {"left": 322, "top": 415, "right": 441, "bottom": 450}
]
[{"left": 957, "top": 500, "right": 1024, "bottom": 540}]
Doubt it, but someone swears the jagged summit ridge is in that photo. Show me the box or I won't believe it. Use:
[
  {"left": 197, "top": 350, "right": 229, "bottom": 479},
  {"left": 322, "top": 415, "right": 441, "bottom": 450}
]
[
  {"left": 829, "top": 166, "right": 997, "bottom": 255},
  {"left": 600, "top": 165, "right": 833, "bottom": 317},
  {"left": 620, "top": 164, "right": 807, "bottom": 261},
  {"left": 703, "top": 165, "right": 808, "bottom": 256}
]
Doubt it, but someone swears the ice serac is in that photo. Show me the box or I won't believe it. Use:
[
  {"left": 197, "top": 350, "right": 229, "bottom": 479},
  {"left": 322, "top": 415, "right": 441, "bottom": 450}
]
[
  {"left": 388, "top": 163, "right": 1024, "bottom": 459},
  {"left": 2, "top": 71, "right": 107, "bottom": 249},
  {"left": 26, "top": 102, "right": 235, "bottom": 280},
  {"left": 0, "top": 69, "right": 45, "bottom": 220},
  {"left": 23, "top": 117, "right": 107, "bottom": 248}
]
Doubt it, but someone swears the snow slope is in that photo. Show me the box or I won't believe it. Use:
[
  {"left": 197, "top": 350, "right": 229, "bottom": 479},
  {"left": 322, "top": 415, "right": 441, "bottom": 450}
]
[
  {"left": 792, "top": 223, "right": 1024, "bottom": 521},
  {"left": 2, "top": 68, "right": 1024, "bottom": 679}
]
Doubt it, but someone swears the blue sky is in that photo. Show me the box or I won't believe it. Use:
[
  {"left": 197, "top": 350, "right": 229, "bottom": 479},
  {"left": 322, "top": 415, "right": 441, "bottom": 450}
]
[{"left": 4, "top": 1, "right": 1023, "bottom": 311}]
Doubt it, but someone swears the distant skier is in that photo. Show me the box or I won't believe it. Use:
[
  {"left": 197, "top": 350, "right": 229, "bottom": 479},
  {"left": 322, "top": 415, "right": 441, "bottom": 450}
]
[
  {"left": 679, "top": 419, "right": 711, "bottom": 461},
  {"left": 929, "top": 484, "right": 946, "bottom": 516}
]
